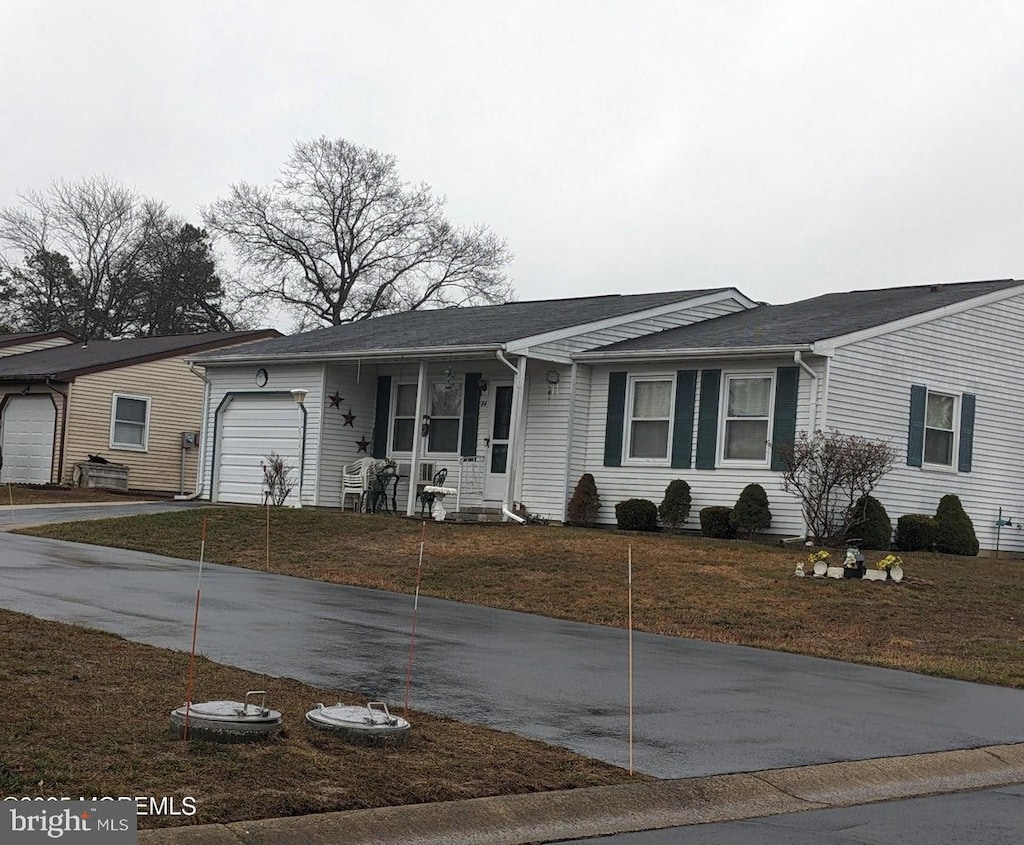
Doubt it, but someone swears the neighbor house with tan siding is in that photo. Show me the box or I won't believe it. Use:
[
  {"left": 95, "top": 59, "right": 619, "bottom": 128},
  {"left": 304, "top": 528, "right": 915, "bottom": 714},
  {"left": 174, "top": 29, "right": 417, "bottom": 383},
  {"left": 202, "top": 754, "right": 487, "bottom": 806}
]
[
  {"left": 0, "top": 330, "right": 79, "bottom": 357},
  {"left": 0, "top": 331, "right": 277, "bottom": 493}
]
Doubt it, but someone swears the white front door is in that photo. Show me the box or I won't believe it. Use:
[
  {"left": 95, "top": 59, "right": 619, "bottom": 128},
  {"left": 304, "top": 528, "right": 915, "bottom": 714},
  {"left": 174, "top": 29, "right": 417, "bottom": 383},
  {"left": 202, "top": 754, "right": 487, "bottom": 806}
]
[
  {"left": 483, "top": 382, "right": 514, "bottom": 502},
  {"left": 0, "top": 395, "right": 56, "bottom": 485}
]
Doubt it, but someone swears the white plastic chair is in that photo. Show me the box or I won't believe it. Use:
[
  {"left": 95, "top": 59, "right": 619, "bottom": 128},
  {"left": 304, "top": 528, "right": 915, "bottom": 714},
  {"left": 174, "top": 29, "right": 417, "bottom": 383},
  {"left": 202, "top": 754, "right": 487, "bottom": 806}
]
[{"left": 341, "top": 457, "right": 376, "bottom": 511}]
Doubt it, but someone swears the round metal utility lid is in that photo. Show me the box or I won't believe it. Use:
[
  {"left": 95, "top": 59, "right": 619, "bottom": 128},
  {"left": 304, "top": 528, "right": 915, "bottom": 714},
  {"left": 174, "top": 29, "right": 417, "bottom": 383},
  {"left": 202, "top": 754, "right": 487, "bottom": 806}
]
[
  {"left": 306, "top": 701, "right": 410, "bottom": 732},
  {"left": 170, "top": 691, "right": 281, "bottom": 725}
]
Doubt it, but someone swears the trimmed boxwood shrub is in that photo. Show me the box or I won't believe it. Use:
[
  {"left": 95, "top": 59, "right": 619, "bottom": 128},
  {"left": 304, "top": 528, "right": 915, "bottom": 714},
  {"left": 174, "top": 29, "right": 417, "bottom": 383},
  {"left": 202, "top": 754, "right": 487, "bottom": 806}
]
[
  {"left": 895, "top": 514, "right": 936, "bottom": 551},
  {"left": 566, "top": 473, "right": 601, "bottom": 527},
  {"left": 700, "top": 506, "right": 735, "bottom": 539},
  {"left": 730, "top": 483, "right": 771, "bottom": 538},
  {"left": 934, "top": 493, "right": 980, "bottom": 556},
  {"left": 845, "top": 495, "right": 892, "bottom": 550},
  {"left": 615, "top": 498, "right": 659, "bottom": 532},
  {"left": 658, "top": 479, "right": 692, "bottom": 529}
]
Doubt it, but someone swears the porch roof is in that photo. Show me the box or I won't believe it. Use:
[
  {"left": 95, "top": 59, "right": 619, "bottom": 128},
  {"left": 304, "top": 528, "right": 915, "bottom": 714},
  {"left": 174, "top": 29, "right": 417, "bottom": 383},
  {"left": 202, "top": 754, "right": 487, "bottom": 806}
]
[
  {"left": 192, "top": 288, "right": 730, "bottom": 364},
  {"left": 579, "top": 278, "right": 1024, "bottom": 357}
]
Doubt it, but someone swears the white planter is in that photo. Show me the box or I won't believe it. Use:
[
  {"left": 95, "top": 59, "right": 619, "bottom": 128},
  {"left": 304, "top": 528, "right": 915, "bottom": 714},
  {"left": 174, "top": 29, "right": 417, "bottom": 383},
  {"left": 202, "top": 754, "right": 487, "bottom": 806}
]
[
  {"left": 863, "top": 569, "right": 888, "bottom": 581},
  {"left": 890, "top": 565, "right": 904, "bottom": 583},
  {"left": 812, "top": 561, "right": 828, "bottom": 577}
]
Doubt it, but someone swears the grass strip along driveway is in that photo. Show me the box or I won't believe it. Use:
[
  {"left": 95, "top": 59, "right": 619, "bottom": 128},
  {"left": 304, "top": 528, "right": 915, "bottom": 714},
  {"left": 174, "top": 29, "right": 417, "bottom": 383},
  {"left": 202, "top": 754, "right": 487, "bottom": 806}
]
[
  {"left": 1, "top": 483, "right": 149, "bottom": 506},
  {"left": 22, "top": 507, "right": 1024, "bottom": 689},
  {"left": 0, "top": 610, "right": 635, "bottom": 829}
]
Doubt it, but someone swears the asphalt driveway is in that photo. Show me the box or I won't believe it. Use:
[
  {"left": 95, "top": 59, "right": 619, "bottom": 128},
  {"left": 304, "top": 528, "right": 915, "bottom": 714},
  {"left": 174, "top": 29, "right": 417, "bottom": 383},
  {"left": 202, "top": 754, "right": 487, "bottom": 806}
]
[{"left": 1, "top": 532, "right": 1022, "bottom": 778}]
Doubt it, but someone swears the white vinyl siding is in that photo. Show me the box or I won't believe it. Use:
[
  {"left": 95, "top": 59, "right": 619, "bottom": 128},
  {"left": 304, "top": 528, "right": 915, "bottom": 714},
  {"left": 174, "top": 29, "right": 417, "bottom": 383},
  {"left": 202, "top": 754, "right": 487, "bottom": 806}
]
[
  {"left": 110, "top": 393, "right": 150, "bottom": 451},
  {"left": 825, "top": 290, "right": 1024, "bottom": 553}
]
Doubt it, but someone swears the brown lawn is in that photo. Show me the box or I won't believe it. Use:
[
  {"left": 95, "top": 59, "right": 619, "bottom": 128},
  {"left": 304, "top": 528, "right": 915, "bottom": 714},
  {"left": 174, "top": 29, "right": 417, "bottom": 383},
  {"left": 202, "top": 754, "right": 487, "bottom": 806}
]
[{"left": 1, "top": 483, "right": 157, "bottom": 506}]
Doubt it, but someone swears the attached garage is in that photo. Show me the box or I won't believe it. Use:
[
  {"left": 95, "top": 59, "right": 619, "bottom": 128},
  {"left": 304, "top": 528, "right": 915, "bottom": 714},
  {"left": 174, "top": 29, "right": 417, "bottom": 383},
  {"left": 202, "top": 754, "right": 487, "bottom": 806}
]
[
  {"left": 0, "top": 394, "right": 57, "bottom": 485},
  {"left": 213, "top": 393, "right": 302, "bottom": 505}
]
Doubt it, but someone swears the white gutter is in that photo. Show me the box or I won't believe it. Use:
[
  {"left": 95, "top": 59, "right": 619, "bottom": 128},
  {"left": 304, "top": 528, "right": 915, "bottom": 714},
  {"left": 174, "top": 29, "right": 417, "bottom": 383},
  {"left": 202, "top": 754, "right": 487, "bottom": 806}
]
[
  {"left": 572, "top": 344, "right": 814, "bottom": 362},
  {"left": 176, "top": 362, "right": 211, "bottom": 501},
  {"left": 559, "top": 362, "right": 579, "bottom": 523},
  {"left": 496, "top": 349, "right": 526, "bottom": 524}
]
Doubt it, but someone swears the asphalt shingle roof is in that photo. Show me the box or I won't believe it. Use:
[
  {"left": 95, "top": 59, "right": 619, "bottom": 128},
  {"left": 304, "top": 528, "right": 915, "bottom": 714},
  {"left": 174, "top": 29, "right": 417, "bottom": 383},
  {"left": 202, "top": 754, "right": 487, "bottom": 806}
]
[
  {"left": 195, "top": 290, "right": 728, "bottom": 360},
  {"left": 597, "top": 279, "right": 1024, "bottom": 353},
  {"left": 0, "top": 331, "right": 279, "bottom": 381}
]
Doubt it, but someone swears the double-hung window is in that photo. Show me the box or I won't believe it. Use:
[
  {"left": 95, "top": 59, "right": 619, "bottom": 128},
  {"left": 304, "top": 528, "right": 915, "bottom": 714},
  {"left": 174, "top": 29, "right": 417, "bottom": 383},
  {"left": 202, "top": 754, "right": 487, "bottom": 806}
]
[
  {"left": 427, "top": 382, "right": 462, "bottom": 453},
  {"left": 110, "top": 393, "right": 150, "bottom": 451},
  {"left": 626, "top": 377, "right": 673, "bottom": 460},
  {"left": 391, "top": 384, "right": 417, "bottom": 453},
  {"left": 924, "top": 390, "right": 956, "bottom": 466},
  {"left": 722, "top": 374, "right": 772, "bottom": 462}
]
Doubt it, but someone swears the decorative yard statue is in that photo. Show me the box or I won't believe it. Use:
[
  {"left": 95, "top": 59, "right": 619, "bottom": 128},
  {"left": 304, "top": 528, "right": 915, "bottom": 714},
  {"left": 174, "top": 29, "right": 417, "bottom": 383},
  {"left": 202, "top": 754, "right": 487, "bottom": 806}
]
[{"left": 843, "top": 543, "right": 866, "bottom": 579}]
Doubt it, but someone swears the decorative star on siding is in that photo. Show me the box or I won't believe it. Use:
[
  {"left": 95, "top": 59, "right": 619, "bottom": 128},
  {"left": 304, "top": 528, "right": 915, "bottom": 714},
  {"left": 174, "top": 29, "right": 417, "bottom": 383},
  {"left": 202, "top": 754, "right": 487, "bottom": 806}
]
[
  {"left": 342, "top": 409, "right": 356, "bottom": 427},
  {"left": 356, "top": 435, "right": 370, "bottom": 453},
  {"left": 328, "top": 391, "right": 344, "bottom": 408}
]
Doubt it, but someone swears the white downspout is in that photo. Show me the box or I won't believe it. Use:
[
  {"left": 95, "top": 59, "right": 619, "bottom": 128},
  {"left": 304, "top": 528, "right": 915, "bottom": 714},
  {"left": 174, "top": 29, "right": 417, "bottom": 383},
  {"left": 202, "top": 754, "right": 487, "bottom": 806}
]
[
  {"left": 559, "top": 362, "right": 579, "bottom": 522},
  {"left": 496, "top": 349, "right": 527, "bottom": 523},
  {"left": 787, "top": 350, "right": 820, "bottom": 542},
  {"left": 405, "top": 361, "right": 429, "bottom": 516},
  {"left": 175, "top": 362, "right": 211, "bottom": 501}
]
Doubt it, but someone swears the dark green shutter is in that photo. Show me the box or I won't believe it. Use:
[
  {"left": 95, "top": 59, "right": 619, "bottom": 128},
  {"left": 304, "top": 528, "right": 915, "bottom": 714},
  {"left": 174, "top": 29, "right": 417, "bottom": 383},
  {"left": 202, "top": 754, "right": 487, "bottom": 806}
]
[
  {"left": 371, "top": 375, "right": 392, "bottom": 458},
  {"left": 461, "top": 373, "right": 482, "bottom": 457},
  {"left": 958, "top": 393, "right": 975, "bottom": 472},
  {"left": 907, "top": 385, "right": 926, "bottom": 467},
  {"left": 694, "top": 369, "right": 721, "bottom": 469},
  {"left": 671, "top": 370, "right": 697, "bottom": 469},
  {"left": 603, "top": 371, "right": 627, "bottom": 467},
  {"left": 770, "top": 366, "right": 800, "bottom": 471}
]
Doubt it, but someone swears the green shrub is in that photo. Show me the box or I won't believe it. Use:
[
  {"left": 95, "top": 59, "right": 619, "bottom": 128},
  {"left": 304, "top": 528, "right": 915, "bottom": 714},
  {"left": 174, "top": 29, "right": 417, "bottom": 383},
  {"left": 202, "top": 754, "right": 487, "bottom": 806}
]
[
  {"left": 615, "top": 498, "right": 659, "bottom": 532},
  {"left": 700, "top": 506, "right": 735, "bottom": 539},
  {"left": 729, "top": 483, "right": 771, "bottom": 538},
  {"left": 658, "top": 479, "right": 692, "bottom": 529},
  {"left": 933, "top": 494, "right": 980, "bottom": 556},
  {"left": 895, "top": 514, "right": 936, "bottom": 551},
  {"left": 845, "top": 495, "right": 892, "bottom": 550},
  {"left": 566, "top": 473, "right": 601, "bottom": 527}
]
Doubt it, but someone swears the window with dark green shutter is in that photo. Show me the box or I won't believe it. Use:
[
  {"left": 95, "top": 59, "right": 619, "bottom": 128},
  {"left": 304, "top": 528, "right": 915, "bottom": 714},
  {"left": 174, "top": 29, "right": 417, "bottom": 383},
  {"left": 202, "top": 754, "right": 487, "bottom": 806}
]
[
  {"left": 770, "top": 366, "right": 800, "bottom": 471},
  {"left": 371, "top": 376, "right": 392, "bottom": 458},
  {"left": 671, "top": 370, "right": 697, "bottom": 469},
  {"left": 907, "top": 385, "right": 926, "bottom": 467},
  {"left": 958, "top": 393, "right": 975, "bottom": 472},
  {"left": 603, "top": 372, "right": 627, "bottom": 467},
  {"left": 461, "top": 373, "right": 482, "bottom": 457},
  {"left": 694, "top": 369, "right": 720, "bottom": 469},
  {"left": 907, "top": 385, "right": 975, "bottom": 472}
]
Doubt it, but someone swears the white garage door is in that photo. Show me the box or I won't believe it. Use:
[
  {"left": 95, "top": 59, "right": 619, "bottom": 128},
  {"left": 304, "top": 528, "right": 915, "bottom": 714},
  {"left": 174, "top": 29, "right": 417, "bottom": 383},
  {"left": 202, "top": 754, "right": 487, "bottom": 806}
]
[
  {"left": 0, "top": 395, "right": 56, "bottom": 485},
  {"left": 215, "top": 395, "right": 302, "bottom": 505}
]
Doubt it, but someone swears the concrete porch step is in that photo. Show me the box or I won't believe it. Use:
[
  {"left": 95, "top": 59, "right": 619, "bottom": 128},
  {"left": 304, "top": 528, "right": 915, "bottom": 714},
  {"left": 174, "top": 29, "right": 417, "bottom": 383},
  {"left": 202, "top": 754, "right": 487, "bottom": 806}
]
[{"left": 449, "top": 507, "right": 504, "bottom": 523}]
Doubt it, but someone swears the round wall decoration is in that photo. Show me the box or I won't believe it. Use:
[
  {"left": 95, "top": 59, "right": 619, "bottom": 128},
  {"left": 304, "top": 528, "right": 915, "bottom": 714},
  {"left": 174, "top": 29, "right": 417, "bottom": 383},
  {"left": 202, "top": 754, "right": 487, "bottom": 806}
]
[{"left": 255, "top": 368, "right": 269, "bottom": 387}]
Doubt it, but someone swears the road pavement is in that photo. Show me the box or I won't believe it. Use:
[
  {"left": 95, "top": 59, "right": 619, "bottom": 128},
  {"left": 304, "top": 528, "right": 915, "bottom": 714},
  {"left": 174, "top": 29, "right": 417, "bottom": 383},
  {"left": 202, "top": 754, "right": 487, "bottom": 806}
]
[{"left": 1, "top": 532, "right": 1022, "bottom": 778}]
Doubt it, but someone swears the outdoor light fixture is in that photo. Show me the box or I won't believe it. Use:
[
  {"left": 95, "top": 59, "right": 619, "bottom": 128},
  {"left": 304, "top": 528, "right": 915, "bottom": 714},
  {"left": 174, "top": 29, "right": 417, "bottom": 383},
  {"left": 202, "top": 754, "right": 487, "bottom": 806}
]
[
  {"left": 290, "top": 388, "right": 308, "bottom": 405},
  {"left": 290, "top": 388, "right": 308, "bottom": 509}
]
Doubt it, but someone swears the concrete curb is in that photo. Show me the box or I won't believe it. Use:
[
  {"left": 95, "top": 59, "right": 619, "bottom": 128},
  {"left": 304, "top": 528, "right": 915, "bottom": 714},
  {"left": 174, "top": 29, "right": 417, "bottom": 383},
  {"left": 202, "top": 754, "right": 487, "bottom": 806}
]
[{"left": 138, "top": 743, "right": 1024, "bottom": 844}]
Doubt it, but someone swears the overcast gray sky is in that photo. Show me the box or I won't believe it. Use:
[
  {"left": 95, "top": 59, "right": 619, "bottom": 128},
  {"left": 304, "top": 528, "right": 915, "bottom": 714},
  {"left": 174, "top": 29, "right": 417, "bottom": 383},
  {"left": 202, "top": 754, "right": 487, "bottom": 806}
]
[{"left": 4, "top": 0, "right": 1023, "bottom": 321}]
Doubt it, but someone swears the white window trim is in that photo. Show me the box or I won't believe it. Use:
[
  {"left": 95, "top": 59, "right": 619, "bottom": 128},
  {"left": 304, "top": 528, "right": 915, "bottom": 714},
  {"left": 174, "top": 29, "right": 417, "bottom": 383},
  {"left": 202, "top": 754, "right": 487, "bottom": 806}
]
[
  {"left": 717, "top": 371, "right": 775, "bottom": 467},
  {"left": 388, "top": 380, "right": 466, "bottom": 457},
  {"left": 922, "top": 388, "right": 960, "bottom": 471},
  {"left": 389, "top": 382, "right": 418, "bottom": 456},
  {"left": 623, "top": 374, "right": 675, "bottom": 465},
  {"left": 425, "top": 380, "right": 464, "bottom": 457},
  {"left": 109, "top": 392, "right": 151, "bottom": 452}
]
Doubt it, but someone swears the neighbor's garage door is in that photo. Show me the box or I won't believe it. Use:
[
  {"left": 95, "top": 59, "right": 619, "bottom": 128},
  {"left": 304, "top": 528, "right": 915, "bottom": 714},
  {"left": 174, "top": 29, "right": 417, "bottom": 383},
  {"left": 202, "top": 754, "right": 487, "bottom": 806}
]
[
  {"left": 0, "top": 395, "right": 56, "bottom": 485},
  {"left": 214, "top": 395, "right": 301, "bottom": 505}
]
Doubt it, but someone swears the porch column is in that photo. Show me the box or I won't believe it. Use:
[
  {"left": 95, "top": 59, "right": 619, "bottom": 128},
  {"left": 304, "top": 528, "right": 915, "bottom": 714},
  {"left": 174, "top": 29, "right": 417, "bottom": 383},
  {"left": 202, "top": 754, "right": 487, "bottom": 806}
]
[
  {"left": 405, "top": 361, "right": 429, "bottom": 516},
  {"left": 503, "top": 354, "right": 528, "bottom": 517}
]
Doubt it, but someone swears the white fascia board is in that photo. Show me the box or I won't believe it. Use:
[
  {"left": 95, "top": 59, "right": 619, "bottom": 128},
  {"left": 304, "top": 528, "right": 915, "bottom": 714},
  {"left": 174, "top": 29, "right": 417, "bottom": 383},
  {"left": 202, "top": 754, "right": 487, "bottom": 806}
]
[
  {"left": 573, "top": 344, "right": 815, "bottom": 362},
  {"left": 813, "top": 283, "right": 1024, "bottom": 354},
  {"left": 503, "top": 288, "right": 756, "bottom": 355},
  {"left": 189, "top": 344, "right": 504, "bottom": 366}
]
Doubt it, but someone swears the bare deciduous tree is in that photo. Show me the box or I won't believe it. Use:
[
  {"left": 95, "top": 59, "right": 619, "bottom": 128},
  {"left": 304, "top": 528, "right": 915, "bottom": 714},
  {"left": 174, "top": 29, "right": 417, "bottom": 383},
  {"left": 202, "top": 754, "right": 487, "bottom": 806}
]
[
  {"left": 203, "top": 137, "right": 514, "bottom": 329},
  {"left": 777, "top": 429, "right": 897, "bottom": 545}
]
